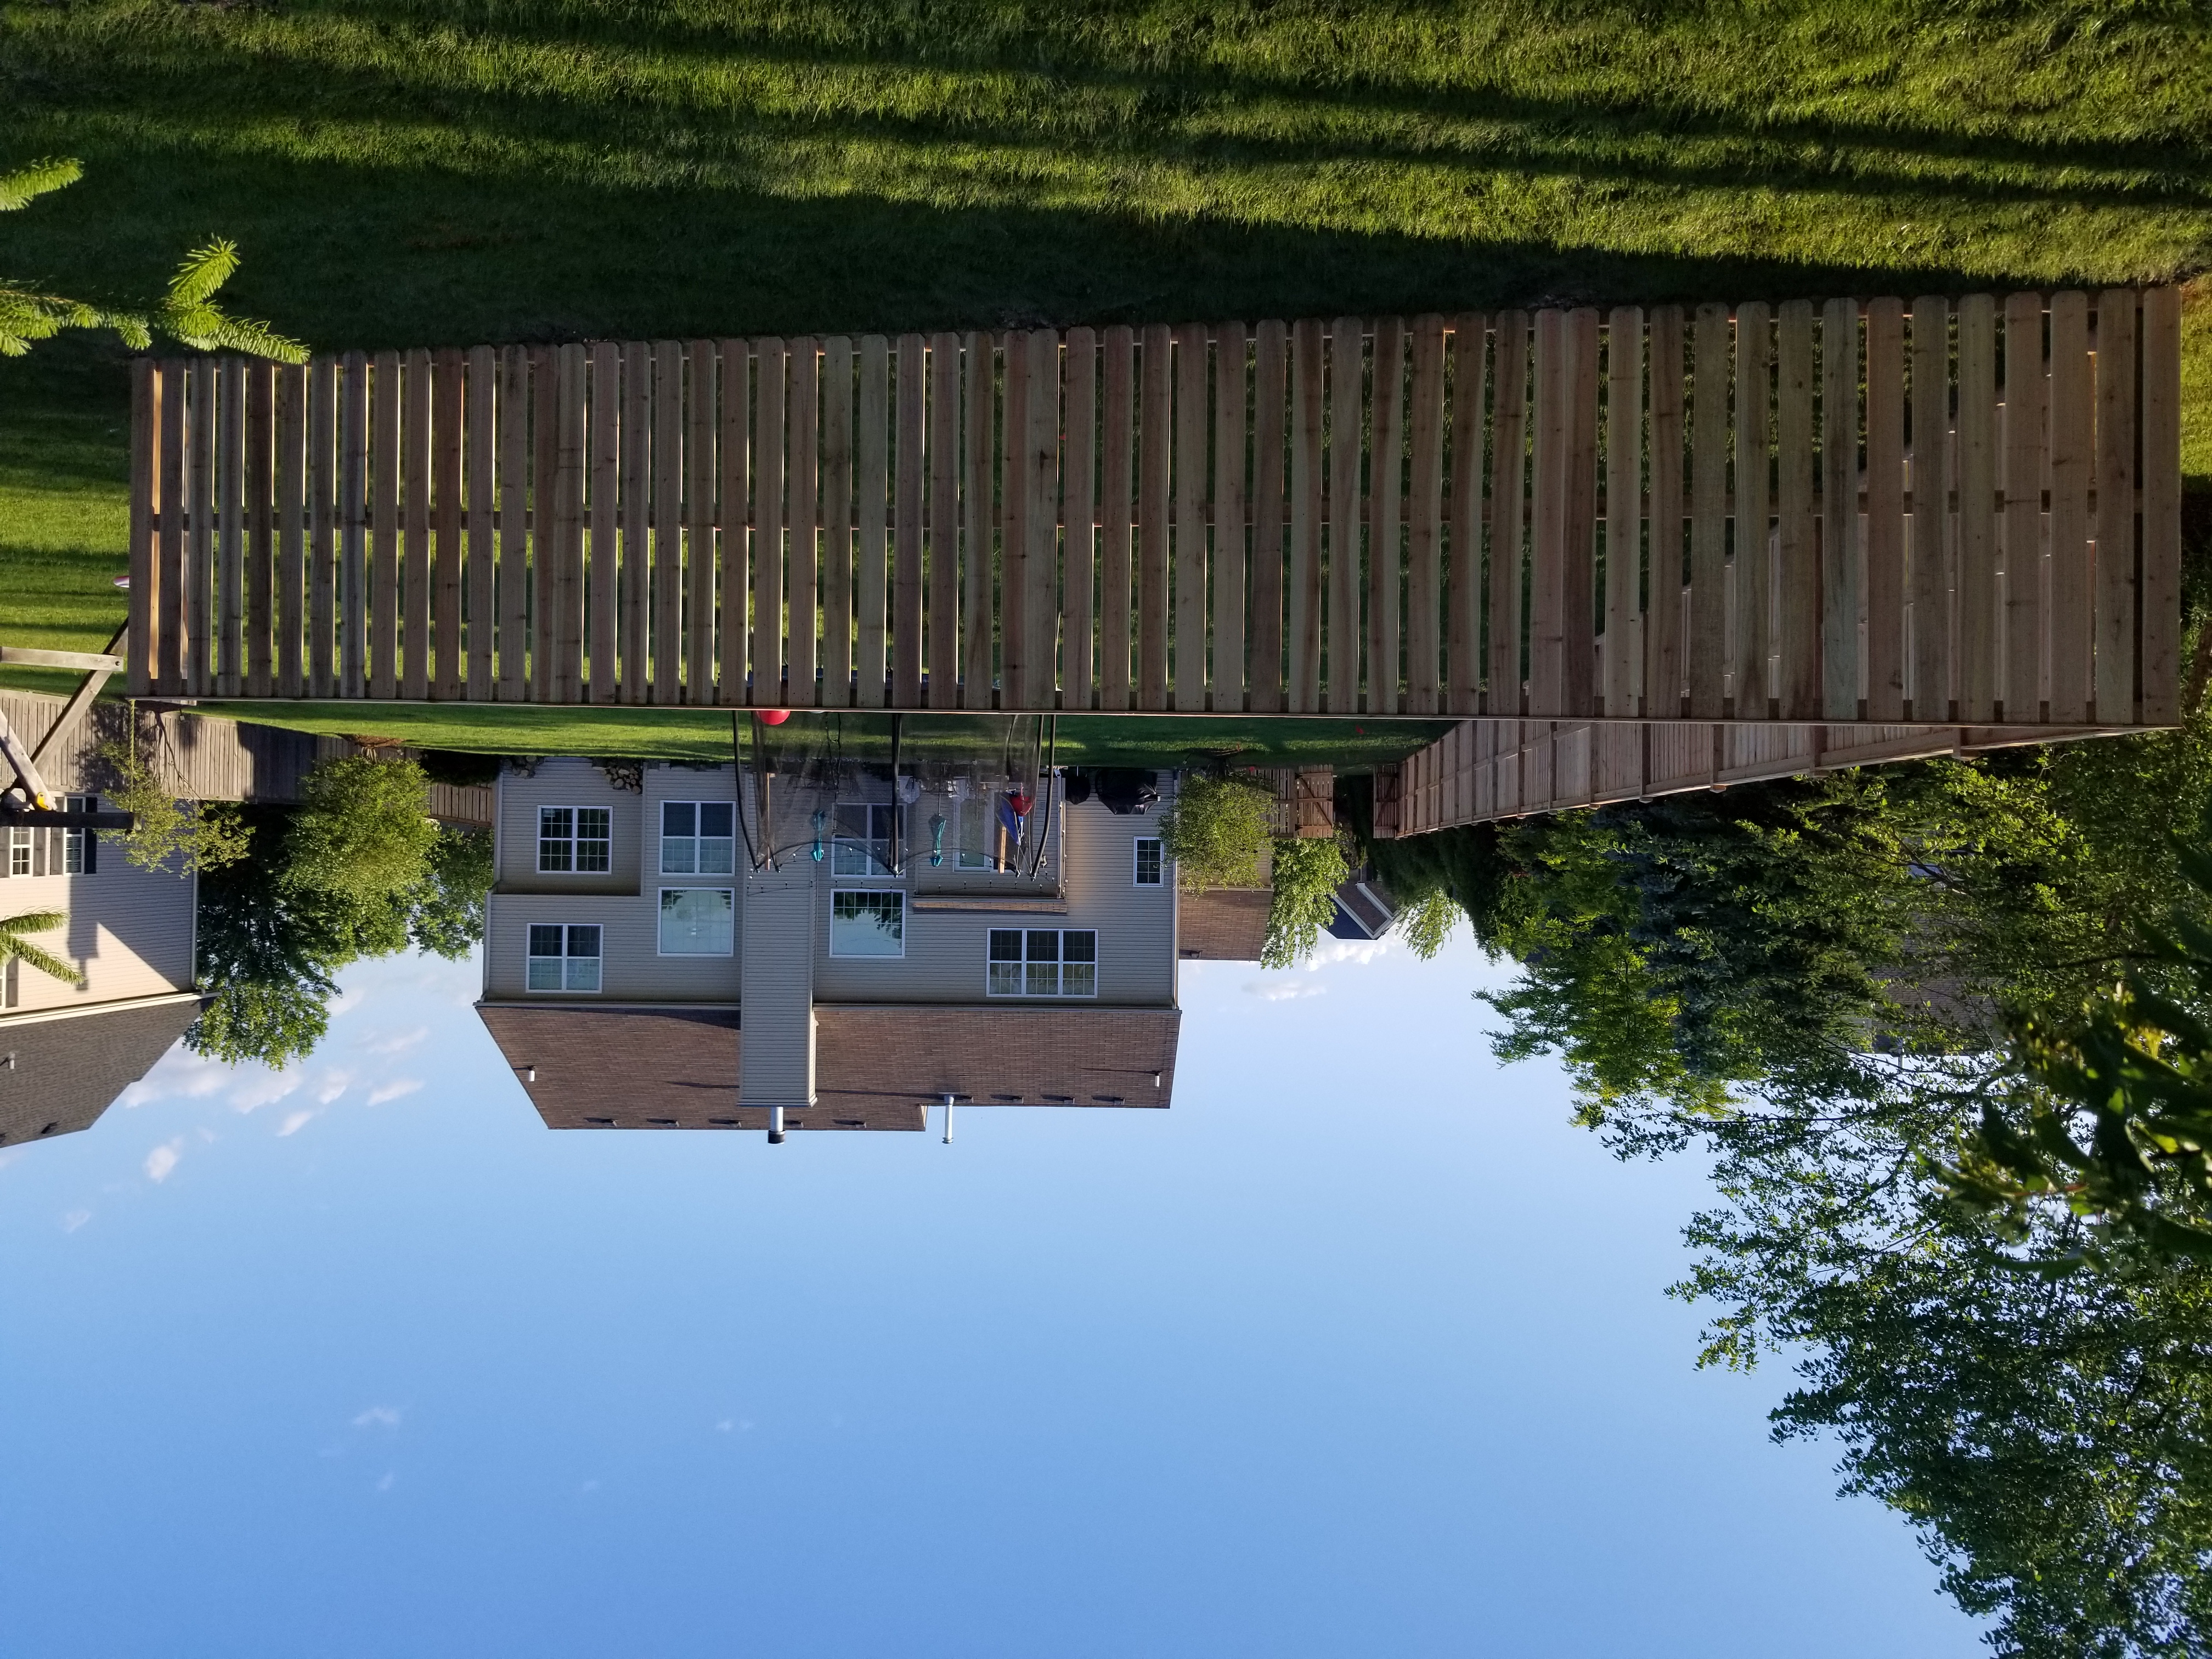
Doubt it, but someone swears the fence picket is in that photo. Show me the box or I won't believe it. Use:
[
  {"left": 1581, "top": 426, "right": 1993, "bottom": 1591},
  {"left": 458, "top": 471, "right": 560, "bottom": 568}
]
[
  {"left": 1137, "top": 324, "right": 1173, "bottom": 712},
  {"left": 1404, "top": 315, "right": 1444, "bottom": 716},
  {"left": 1063, "top": 328, "right": 1098, "bottom": 711},
  {"left": 1173, "top": 323, "right": 1210, "bottom": 712},
  {"left": 1645, "top": 308, "right": 1684, "bottom": 718},
  {"left": 791, "top": 338, "right": 822, "bottom": 707},
  {"left": 1288, "top": 318, "right": 1325, "bottom": 714},
  {"left": 1775, "top": 304, "right": 1817, "bottom": 720},
  {"left": 1908, "top": 299, "right": 1949, "bottom": 721},
  {"left": 961, "top": 332, "right": 996, "bottom": 709},
  {"left": 927, "top": 332, "right": 961, "bottom": 709},
  {"left": 2047, "top": 292, "right": 2092, "bottom": 724},
  {"left": 1326, "top": 317, "right": 1364, "bottom": 715},
  {"left": 895, "top": 333, "right": 928, "bottom": 707},
  {"left": 1250, "top": 320, "right": 1289, "bottom": 714},
  {"left": 1864, "top": 299, "right": 1906, "bottom": 722},
  {"left": 855, "top": 335, "right": 890, "bottom": 708},
  {"left": 1446, "top": 315, "right": 1486, "bottom": 716},
  {"left": 585, "top": 342, "right": 617, "bottom": 703},
  {"left": 2095, "top": 293, "right": 2138, "bottom": 723},
  {"left": 1734, "top": 302, "right": 1773, "bottom": 716}
]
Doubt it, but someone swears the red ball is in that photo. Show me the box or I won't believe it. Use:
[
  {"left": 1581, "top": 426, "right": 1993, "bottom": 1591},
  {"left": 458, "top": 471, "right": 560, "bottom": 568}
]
[{"left": 758, "top": 709, "right": 791, "bottom": 725}]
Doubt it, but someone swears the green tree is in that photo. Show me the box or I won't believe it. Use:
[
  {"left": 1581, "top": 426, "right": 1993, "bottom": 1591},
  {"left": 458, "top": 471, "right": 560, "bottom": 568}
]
[
  {"left": 408, "top": 827, "right": 493, "bottom": 961},
  {"left": 1158, "top": 772, "right": 1275, "bottom": 889},
  {"left": 1262, "top": 836, "right": 1348, "bottom": 968},
  {"left": 187, "top": 795, "right": 493, "bottom": 1070},
  {"left": 283, "top": 754, "right": 441, "bottom": 907},
  {"left": 0, "top": 910, "right": 77, "bottom": 987},
  {"left": 95, "top": 719, "right": 251, "bottom": 876},
  {"left": 1, "top": 156, "right": 304, "bottom": 359}
]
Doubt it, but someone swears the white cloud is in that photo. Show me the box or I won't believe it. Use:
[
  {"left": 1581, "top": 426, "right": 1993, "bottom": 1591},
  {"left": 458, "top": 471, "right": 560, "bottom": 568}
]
[
  {"left": 276, "top": 1110, "right": 316, "bottom": 1138},
  {"left": 366, "top": 1079, "right": 422, "bottom": 1107},
  {"left": 1243, "top": 979, "right": 1327, "bottom": 1001},
  {"left": 314, "top": 1071, "right": 353, "bottom": 1105},
  {"left": 715, "top": 1419, "right": 733, "bottom": 1432},
  {"left": 61, "top": 1209, "right": 91, "bottom": 1233},
  {"left": 353, "top": 1407, "right": 400, "bottom": 1429},
  {"left": 143, "top": 1139, "right": 182, "bottom": 1183},
  {"left": 375, "top": 1471, "right": 394, "bottom": 1493},
  {"left": 1301, "top": 938, "right": 1392, "bottom": 970},
  {"left": 362, "top": 1026, "right": 428, "bottom": 1056},
  {"left": 228, "top": 1070, "right": 303, "bottom": 1114}
]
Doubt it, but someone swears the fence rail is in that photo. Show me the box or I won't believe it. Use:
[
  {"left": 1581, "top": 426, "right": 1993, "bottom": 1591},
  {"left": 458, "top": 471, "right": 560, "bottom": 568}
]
[{"left": 128, "top": 290, "right": 2181, "bottom": 726}]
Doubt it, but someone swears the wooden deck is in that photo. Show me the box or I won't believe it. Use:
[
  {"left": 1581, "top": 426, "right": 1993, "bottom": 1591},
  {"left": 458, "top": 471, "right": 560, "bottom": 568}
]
[{"left": 127, "top": 291, "right": 2181, "bottom": 735}]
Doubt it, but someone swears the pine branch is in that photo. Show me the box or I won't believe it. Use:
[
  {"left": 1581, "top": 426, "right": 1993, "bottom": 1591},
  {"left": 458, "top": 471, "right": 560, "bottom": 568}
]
[{"left": 0, "top": 156, "right": 83, "bottom": 213}]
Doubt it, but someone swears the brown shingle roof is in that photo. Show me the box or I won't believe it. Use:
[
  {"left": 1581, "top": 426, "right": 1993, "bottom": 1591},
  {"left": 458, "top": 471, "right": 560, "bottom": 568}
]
[
  {"left": 476, "top": 1001, "right": 1179, "bottom": 1131},
  {"left": 1176, "top": 888, "right": 1271, "bottom": 961}
]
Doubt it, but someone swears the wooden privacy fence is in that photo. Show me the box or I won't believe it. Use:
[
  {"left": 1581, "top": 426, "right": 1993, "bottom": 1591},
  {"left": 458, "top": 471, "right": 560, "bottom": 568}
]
[
  {"left": 126, "top": 290, "right": 2181, "bottom": 726},
  {"left": 1390, "top": 718, "right": 2095, "bottom": 834}
]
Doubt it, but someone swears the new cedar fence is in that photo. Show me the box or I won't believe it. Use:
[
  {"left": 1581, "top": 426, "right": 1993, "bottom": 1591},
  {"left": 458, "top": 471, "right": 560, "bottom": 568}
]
[{"left": 125, "top": 290, "right": 2181, "bottom": 733}]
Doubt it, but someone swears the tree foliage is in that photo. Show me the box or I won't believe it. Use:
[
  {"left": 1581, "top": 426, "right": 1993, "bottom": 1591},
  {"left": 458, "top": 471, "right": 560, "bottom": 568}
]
[
  {"left": 187, "top": 790, "right": 493, "bottom": 1069},
  {"left": 1158, "top": 772, "right": 1276, "bottom": 890},
  {"left": 283, "top": 754, "right": 442, "bottom": 906},
  {"left": 1402, "top": 710, "right": 2212, "bottom": 1656},
  {"left": 0, "top": 910, "right": 78, "bottom": 987},
  {"left": 1262, "top": 835, "right": 1348, "bottom": 968},
  {"left": 95, "top": 718, "right": 250, "bottom": 876},
  {"left": 0, "top": 156, "right": 304, "bottom": 359}
]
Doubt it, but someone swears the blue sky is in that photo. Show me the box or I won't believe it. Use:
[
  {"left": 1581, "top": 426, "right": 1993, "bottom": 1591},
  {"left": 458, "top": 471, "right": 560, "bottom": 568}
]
[{"left": 0, "top": 930, "right": 1977, "bottom": 1658}]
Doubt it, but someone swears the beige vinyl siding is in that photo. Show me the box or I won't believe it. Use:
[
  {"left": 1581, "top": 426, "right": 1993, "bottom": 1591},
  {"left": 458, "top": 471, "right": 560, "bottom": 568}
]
[
  {"left": 494, "top": 758, "right": 643, "bottom": 895},
  {"left": 738, "top": 867, "right": 816, "bottom": 1104},
  {"left": 0, "top": 857, "right": 196, "bottom": 1013},
  {"left": 482, "top": 891, "right": 742, "bottom": 1002},
  {"left": 641, "top": 763, "right": 741, "bottom": 884},
  {"left": 813, "top": 794, "right": 1177, "bottom": 1007}
]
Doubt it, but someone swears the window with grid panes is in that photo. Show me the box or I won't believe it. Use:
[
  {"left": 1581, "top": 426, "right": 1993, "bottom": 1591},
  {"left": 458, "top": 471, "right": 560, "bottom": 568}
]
[
  {"left": 526, "top": 923, "right": 602, "bottom": 991},
  {"left": 833, "top": 803, "right": 896, "bottom": 876},
  {"left": 988, "top": 929, "right": 1097, "bottom": 997},
  {"left": 658, "top": 888, "right": 735, "bottom": 955},
  {"left": 538, "top": 807, "right": 612, "bottom": 873},
  {"left": 830, "top": 890, "right": 905, "bottom": 956},
  {"left": 1133, "top": 838, "right": 1163, "bottom": 886},
  {"left": 63, "top": 796, "right": 95, "bottom": 874},
  {"left": 661, "top": 802, "right": 735, "bottom": 874}
]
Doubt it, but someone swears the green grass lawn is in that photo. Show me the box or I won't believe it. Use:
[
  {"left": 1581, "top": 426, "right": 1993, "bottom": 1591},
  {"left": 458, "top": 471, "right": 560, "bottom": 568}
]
[
  {"left": 188, "top": 699, "right": 1448, "bottom": 768},
  {"left": 7, "top": 0, "right": 2212, "bottom": 725}
]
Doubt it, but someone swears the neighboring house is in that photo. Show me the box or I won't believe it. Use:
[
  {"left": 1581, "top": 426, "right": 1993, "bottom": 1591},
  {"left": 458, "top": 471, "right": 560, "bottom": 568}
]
[
  {"left": 476, "top": 759, "right": 1184, "bottom": 1137},
  {"left": 0, "top": 805, "right": 201, "bottom": 1147}
]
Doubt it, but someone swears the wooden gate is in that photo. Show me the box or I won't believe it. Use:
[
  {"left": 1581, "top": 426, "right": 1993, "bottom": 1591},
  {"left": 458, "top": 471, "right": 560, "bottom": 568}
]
[{"left": 126, "top": 291, "right": 2181, "bottom": 730}]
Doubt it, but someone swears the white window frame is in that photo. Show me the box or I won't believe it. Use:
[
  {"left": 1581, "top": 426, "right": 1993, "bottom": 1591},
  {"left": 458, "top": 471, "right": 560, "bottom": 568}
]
[
  {"left": 538, "top": 806, "right": 612, "bottom": 874},
  {"left": 1133, "top": 837, "right": 1164, "bottom": 887},
  {"left": 986, "top": 928, "right": 1098, "bottom": 998},
  {"left": 832, "top": 803, "right": 899, "bottom": 878},
  {"left": 5, "top": 826, "right": 29, "bottom": 877},
  {"left": 526, "top": 922, "right": 603, "bottom": 992},
  {"left": 829, "top": 889, "right": 906, "bottom": 958},
  {"left": 657, "top": 887, "right": 736, "bottom": 956},
  {"left": 659, "top": 800, "right": 736, "bottom": 876},
  {"left": 61, "top": 795, "right": 97, "bottom": 876}
]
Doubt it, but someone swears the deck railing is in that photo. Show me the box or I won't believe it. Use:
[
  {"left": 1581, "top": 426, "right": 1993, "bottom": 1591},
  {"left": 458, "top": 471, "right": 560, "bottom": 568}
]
[{"left": 127, "top": 291, "right": 2181, "bottom": 727}]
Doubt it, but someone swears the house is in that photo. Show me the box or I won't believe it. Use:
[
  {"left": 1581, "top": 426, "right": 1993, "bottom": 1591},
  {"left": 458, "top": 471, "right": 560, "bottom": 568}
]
[
  {"left": 475, "top": 757, "right": 1186, "bottom": 1139},
  {"left": 0, "top": 804, "right": 202, "bottom": 1147}
]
